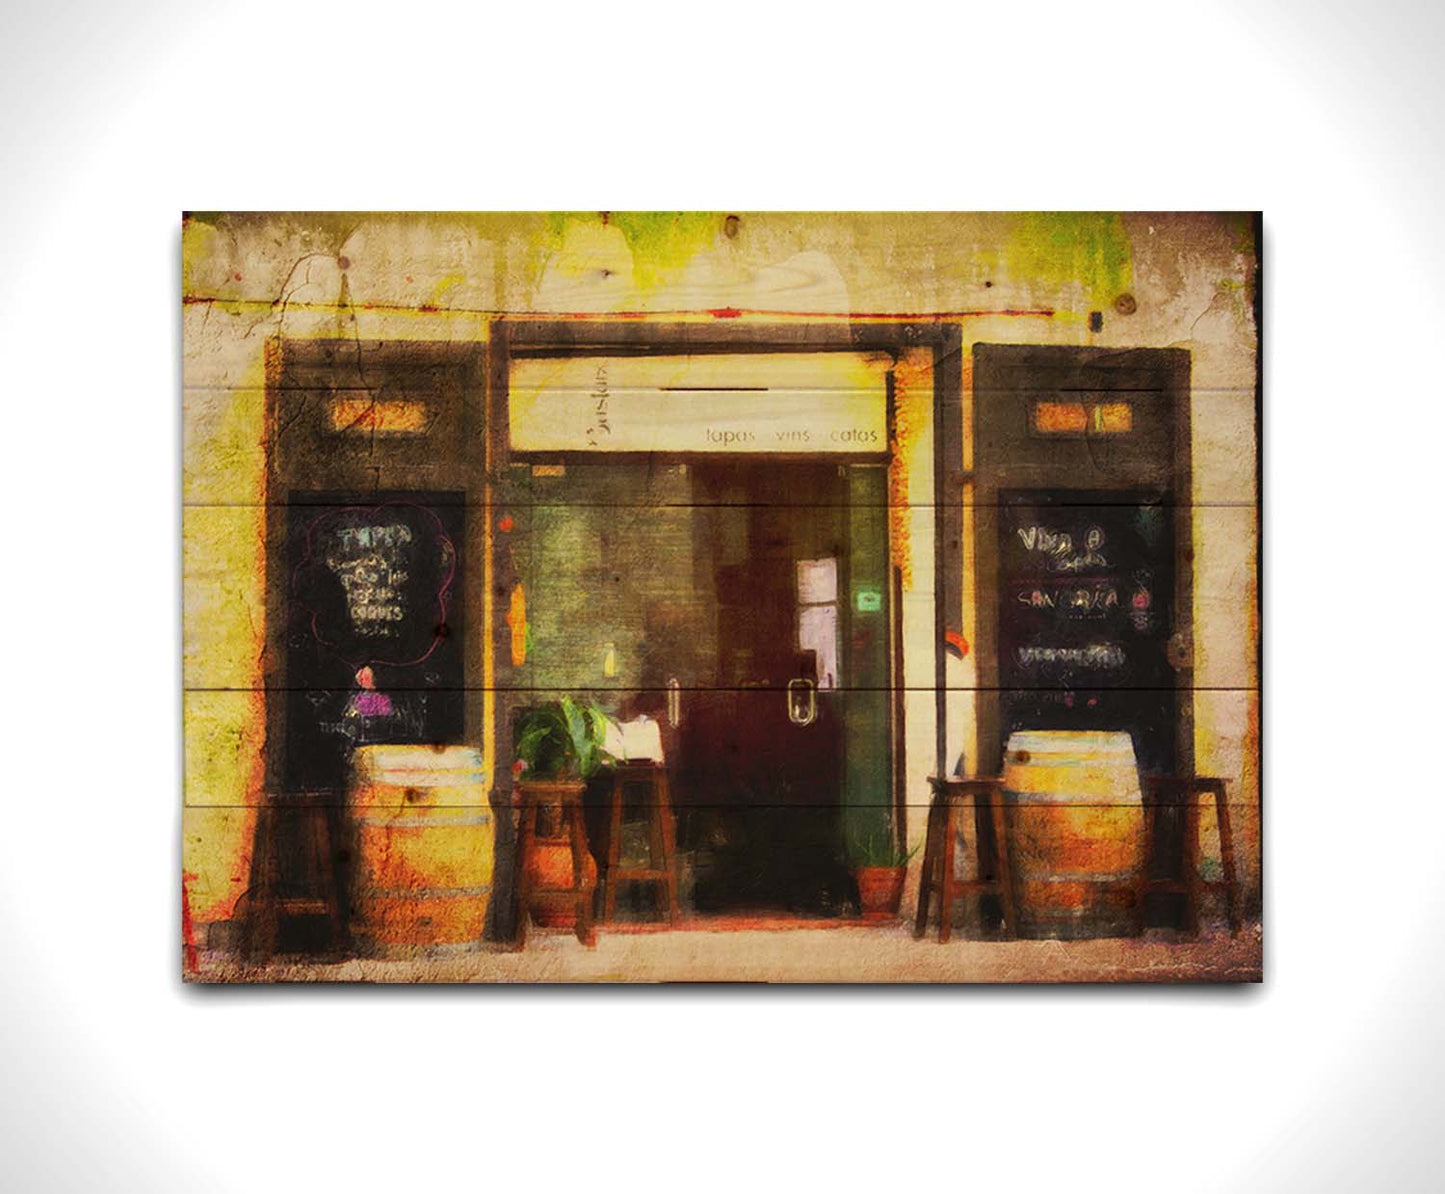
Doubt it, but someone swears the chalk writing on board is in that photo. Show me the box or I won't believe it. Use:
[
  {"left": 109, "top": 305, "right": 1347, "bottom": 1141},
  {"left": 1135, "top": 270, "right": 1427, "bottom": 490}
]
[
  {"left": 1016, "top": 524, "right": 1109, "bottom": 572},
  {"left": 1016, "top": 644, "right": 1127, "bottom": 669},
  {"left": 1016, "top": 586, "right": 1121, "bottom": 615},
  {"left": 292, "top": 501, "right": 458, "bottom": 672},
  {"left": 319, "top": 692, "right": 429, "bottom": 743},
  {"left": 323, "top": 522, "right": 414, "bottom": 637}
]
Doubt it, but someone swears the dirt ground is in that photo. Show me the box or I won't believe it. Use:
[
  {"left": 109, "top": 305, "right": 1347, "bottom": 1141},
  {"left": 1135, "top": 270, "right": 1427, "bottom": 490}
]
[{"left": 194, "top": 921, "right": 1262, "bottom": 984}]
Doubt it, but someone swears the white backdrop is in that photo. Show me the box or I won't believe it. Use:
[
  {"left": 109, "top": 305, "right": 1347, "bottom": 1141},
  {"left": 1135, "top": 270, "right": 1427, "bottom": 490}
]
[{"left": 2, "top": 2, "right": 1442, "bottom": 1190}]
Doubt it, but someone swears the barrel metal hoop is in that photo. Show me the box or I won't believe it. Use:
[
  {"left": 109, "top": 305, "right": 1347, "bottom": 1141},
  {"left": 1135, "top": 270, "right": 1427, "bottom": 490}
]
[
  {"left": 355, "top": 813, "right": 494, "bottom": 828},
  {"left": 354, "top": 884, "right": 494, "bottom": 899}
]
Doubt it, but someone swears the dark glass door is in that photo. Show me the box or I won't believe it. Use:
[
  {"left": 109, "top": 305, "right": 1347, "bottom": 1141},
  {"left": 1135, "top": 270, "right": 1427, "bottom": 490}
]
[{"left": 681, "top": 463, "right": 853, "bottom": 914}]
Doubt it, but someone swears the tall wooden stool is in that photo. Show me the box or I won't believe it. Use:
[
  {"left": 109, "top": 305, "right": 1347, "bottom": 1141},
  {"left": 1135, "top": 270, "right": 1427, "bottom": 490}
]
[
  {"left": 914, "top": 777, "right": 1016, "bottom": 943},
  {"left": 515, "top": 781, "right": 596, "bottom": 947},
  {"left": 246, "top": 796, "right": 345, "bottom": 962},
  {"left": 600, "top": 763, "right": 679, "bottom": 925},
  {"left": 1134, "top": 776, "right": 1242, "bottom": 937}
]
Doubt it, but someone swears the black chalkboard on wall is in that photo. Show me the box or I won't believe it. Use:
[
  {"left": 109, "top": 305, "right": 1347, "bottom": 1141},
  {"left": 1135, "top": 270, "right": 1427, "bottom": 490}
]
[
  {"left": 997, "top": 490, "right": 1177, "bottom": 775},
  {"left": 282, "top": 495, "right": 465, "bottom": 793}
]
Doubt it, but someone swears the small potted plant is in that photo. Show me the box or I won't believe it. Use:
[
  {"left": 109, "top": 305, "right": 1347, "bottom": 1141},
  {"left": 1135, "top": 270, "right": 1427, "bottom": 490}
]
[
  {"left": 852, "top": 832, "right": 919, "bottom": 922},
  {"left": 513, "top": 696, "right": 615, "bottom": 928}
]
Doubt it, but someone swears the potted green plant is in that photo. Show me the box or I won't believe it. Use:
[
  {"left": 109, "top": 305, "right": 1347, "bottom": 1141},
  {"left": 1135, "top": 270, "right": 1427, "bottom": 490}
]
[
  {"left": 513, "top": 696, "right": 615, "bottom": 929},
  {"left": 852, "top": 832, "right": 919, "bottom": 922},
  {"left": 513, "top": 694, "right": 615, "bottom": 784}
]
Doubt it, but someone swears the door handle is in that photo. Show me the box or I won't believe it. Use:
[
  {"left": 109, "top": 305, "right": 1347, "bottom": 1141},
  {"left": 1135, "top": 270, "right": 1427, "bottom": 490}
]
[
  {"left": 787, "top": 678, "right": 816, "bottom": 726},
  {"left": 667, "top": 677, "right": 682, "bottom": 727}
]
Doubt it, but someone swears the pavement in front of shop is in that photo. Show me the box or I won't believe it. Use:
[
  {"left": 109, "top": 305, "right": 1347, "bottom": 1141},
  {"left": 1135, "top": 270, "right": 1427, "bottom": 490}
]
[{"left": 193, "top": 922, "right": 1262, "bottom": 985}]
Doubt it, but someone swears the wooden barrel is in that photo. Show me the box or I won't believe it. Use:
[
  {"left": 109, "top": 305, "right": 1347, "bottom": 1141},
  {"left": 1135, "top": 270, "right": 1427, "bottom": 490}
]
[
  {"left": 1002, "top": 730, "right": 1143, "bottom": 939},
  {"left": 348, "top": 745, "right": 493, "bottom": 954}
]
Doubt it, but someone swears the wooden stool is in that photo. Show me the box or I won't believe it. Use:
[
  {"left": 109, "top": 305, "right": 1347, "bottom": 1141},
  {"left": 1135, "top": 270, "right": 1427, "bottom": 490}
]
[
  {"left": 914, "top": 777, "right": 1016, "bottom": 943},
  {"left": 1135, "top": 776, "right": 1242, "bottom": 937},
  {"left": 599, "top": 763, "right": 679, "bottom": 925},
  {"left": 515, "top": 781, "right": 596, "bottom": 947},
  {"left": 246, "top": 796, "right": 345, "bottom": 962}
]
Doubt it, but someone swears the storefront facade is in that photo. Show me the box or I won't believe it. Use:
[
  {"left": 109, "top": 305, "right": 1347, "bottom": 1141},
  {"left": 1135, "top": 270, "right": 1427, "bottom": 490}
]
[{"left": 182, "top": 212, "right": 1260, "bottom": 957}]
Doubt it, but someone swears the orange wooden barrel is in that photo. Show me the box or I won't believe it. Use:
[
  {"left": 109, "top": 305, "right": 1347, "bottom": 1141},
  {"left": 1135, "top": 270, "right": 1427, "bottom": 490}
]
[
  {"left": 348, "top": 746, "right": 493, "bottom": 954},
  {"left": 1002, "top": 730, "right": 1143, "bottom": 939}
]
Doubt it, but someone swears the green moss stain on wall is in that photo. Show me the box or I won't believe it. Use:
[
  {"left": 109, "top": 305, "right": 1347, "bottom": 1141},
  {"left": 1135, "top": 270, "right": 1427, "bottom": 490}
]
[
  {"left": 522, "top": 211, "right": 583, "bottom": 294},
  {"left": 997, "top": 212, "right": 1134, "bottom": 308},
  {"left": 533, "top": 211, "right": 724, "bottom": 294},
  {"left": 181, "top": 217, "right": 222, "bottom": 297},
  {"left": 608, "top": 211, "right": 721, "bottom": 290}
]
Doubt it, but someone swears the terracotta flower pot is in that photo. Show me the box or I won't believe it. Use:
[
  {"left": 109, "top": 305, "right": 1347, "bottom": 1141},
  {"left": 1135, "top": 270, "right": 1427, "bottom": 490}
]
[
  {"left": 855, "top": 865, "right": 906, "bottom": 921},
  {"left": 524, "top": 839, "right": 598, "bottom": 927}
]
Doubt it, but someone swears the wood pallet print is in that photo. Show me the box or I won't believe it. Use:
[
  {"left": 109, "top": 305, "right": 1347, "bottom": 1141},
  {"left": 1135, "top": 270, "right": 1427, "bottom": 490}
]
[{"left": 181, "top": 211, "right": 1262, "bottom": 983}]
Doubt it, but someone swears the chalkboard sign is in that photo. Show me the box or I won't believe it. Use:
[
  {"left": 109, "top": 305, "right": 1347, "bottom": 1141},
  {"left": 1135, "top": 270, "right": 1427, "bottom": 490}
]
[
  {"left": 997, "top": 491, "right": 1176, "bottom": 774},
  {"left": 283, "top": 495, "right": 465, "bottom": 792}
]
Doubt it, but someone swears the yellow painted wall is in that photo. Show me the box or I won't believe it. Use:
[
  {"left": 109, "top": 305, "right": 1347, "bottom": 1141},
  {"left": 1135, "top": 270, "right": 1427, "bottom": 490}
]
[{"left": 182, "top": 212, "right": 1259, "bottom": 926}]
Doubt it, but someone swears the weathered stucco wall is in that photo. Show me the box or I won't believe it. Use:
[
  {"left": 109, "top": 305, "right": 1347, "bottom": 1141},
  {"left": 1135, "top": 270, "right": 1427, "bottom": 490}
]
[{"left": 182, "top": 212, "right": 1259, "bottom": 927}]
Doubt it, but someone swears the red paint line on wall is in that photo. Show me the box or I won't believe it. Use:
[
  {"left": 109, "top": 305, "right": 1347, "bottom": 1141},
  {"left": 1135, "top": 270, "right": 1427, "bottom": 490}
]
[{"left": 180, "top": 296, "right": 1056, "bottom": 321}]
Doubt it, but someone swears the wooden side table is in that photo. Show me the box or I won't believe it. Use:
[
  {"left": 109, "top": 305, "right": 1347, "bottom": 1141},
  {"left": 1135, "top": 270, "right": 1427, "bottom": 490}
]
[
  {"left": 914, "top": 777, "right": 1016, "bottom": 943},
  {"left": 1135, "top": 776, "right": 1242, "bottom": 937},
  {"left": 599, "top": 763, "right": 679, "bottom": 925},
  {"left": 515, "top": 780, "right": 596, "bottom": 948}
]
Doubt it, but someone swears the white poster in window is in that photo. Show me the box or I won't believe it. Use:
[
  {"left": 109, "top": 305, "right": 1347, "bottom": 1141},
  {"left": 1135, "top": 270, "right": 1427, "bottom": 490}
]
[
  {"left": 797, "top": 557, "right": 838, "bottom": 605},
  {"left": 799, "top": 603, "right": 839, "bottom": 690}
]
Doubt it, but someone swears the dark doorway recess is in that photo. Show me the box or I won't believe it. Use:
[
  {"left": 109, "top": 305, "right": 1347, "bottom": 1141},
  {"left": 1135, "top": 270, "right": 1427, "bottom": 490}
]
[
  {"left": 260, "top": 339, "right": 486, "bottom": 946},
  {"left": 972, "top": 343, "right": 1193, "bottom": 929},
  {"left": 971, "top": 343, "right": 1193, "bottom": 776}
]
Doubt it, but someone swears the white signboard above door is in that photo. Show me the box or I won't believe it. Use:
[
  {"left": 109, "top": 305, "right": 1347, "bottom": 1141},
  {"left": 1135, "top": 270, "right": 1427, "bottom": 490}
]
[{"left": 508, "top": 352, "right": 891, "bottom": 454}]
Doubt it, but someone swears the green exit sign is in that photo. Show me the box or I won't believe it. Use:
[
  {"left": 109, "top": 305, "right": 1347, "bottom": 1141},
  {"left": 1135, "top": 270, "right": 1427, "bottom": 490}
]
[{"left": 854, "top": 587, "right": 882, "bottom": 613}]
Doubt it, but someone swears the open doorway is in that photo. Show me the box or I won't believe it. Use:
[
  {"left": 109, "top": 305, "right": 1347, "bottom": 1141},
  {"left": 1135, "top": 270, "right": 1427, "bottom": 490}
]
[
  {"left": 516, "top": 456, "right": 896, "bottom": 918},
  {"left": 500, "top": 338, "right": 936, "bottom": 924}
]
